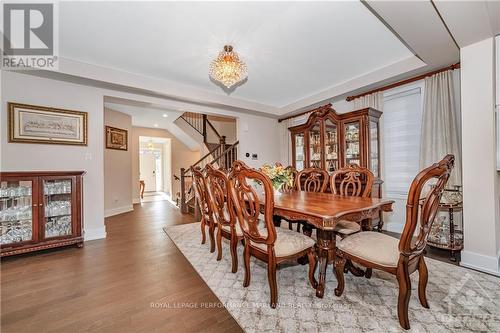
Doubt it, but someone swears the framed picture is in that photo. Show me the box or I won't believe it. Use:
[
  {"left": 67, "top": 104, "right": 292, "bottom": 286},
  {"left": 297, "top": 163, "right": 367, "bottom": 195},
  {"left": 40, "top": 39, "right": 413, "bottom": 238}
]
[
  {"left": 105, "top": 126, "right": 128, "bottom": 151},
  {"left": 8, "top": 102, "right": 88, "bottom": 145}
]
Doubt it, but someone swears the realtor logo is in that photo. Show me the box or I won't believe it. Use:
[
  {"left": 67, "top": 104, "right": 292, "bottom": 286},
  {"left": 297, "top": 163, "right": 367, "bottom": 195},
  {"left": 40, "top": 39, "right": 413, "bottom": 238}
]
[{"left": 2, "top": 2, "right": 58, "bottom": 69}]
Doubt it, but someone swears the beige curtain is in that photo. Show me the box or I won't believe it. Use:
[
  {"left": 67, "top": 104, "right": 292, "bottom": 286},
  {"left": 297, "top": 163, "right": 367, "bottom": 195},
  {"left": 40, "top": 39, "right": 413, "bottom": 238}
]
[
  {"left": 279, "top": 112, "right": 312, "bottom": 167},
  {"left": 420, "top": 70, "right": 462, "bottom": 186},
  {"left": 353, "top": 91, "right": 384, "bottom": 110}
]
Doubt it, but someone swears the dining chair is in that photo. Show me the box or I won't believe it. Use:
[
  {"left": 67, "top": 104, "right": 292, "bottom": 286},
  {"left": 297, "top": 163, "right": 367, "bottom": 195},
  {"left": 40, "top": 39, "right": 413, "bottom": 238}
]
[
  {"left": 333, "top": 155, "right": 454, "bottom": 330},
  {"left": 205, "top": 164, "right": 244, "bottom": 273},
  {"left": 296, "top": 167, "right": 329, "bottom": 193},
  {"left": 294, "top": 168, "right": 329, "bottom": 235},
  {"left": 191, "top": 165, "right": 216, "bottom": 253},
  {"left": 330, "top": 164, "right": 374, "bottom": 238},
  {"left": 228, "top": 160, "right": 318, "bottom": 308}
]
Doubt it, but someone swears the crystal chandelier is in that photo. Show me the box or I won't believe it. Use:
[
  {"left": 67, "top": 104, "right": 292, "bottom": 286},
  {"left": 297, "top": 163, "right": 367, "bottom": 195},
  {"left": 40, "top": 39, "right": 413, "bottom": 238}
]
[{"left": 209, "top": 45, "right": 247, "bottom": 89}]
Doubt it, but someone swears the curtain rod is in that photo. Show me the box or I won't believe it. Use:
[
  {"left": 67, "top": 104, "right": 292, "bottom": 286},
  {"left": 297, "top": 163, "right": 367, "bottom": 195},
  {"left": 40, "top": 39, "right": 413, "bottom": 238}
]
[
  {"left": 277, "top": 62, "right": 460, "bottom": 123},
  {"left": 346, "top": 62, "right": 460, "bottom": 102}
]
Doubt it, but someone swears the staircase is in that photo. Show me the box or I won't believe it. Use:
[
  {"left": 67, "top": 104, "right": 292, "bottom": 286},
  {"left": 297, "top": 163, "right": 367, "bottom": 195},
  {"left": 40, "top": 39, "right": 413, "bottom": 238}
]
[{"left": 177, "top": 112, "right": 238, "bottom": 214}]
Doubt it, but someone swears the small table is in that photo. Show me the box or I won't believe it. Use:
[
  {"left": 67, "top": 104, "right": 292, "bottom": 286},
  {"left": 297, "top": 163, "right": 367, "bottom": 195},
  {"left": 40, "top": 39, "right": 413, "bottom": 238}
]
[{"left": 269, "top": 191, "right": 394, "bottom": 298}]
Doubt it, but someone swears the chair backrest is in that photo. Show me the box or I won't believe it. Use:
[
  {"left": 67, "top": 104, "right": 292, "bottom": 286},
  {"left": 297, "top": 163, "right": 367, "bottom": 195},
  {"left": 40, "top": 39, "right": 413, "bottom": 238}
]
[
  {"left": 296, "top": 168, "right": 329, "bottom": 193},
  {"left": 399, "top": 154, "right": 455, "bottom": 257},
  {"left": 205, "top": 164, "right": 234, "bottom": 228},
  {"left": 283, "top": 166, "right": 298, "bottom": 191},
  {"left": 228, "top": 160, "right": 276, "bottom": 246},
  {"left": 191, "top": 166, "right": 210, "bottom": 219},
  {"left": 330, "top": 164, "right": 374, "bottom": 198}
]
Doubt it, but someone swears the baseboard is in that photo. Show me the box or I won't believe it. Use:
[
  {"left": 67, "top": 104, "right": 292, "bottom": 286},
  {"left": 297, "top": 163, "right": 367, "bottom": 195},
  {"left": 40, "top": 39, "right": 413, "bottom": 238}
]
[
  {"left": 132, "top": 198, "right": 141, "bottom": 204},
  {"left": 84, "top": 226, "right": 107, "bottom": 241},
  {"left": 105, "top": 205, "right": 134, "bottom": 218},
  {"left": 384, "top": 222, "right": 405, "bottom": 234},
  {"left": 460, "top": 250, "right": 500, "bottom": 277}
]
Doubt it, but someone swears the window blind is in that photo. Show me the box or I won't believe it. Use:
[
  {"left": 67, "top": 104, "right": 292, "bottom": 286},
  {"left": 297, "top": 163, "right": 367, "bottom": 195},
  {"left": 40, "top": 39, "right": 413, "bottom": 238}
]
[{"left": 382, "top": 87, "right": 423, "bottom": 198}]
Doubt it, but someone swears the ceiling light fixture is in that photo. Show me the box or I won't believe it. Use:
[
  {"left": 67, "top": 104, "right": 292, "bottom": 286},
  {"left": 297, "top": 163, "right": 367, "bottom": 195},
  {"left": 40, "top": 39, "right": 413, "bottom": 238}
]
[
  {"left": 209, "top": 45, "right": 247, "bottom": 89},
  {"left": 162, "top": 114, "right": 168, "bottom": 118}
]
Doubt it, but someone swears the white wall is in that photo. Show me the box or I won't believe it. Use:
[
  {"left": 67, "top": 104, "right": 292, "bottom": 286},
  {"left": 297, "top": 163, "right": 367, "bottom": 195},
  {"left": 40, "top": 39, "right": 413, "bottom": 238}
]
[
  {"left": 104, "top": 108, "right": 133, "bottom": 217},
  {"left": 237, "top": 114, "right": 281, "bottom": 168},
  {"left": 1, "top": 71, "right": 106, "bottom": 241},
  {"left": 460, "top": 37, "right": 500, "bottom": 276}
]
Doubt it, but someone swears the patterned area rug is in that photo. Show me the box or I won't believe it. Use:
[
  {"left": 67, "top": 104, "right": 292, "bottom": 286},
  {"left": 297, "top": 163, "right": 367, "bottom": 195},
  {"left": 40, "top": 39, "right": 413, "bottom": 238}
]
[{"left": 164, "top": 223, "right": 499, "bottom": 333}]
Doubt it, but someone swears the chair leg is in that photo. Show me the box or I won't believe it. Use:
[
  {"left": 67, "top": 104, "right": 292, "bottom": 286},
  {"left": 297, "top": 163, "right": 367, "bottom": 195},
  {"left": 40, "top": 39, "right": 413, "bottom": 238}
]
[
  {"left": 365, "top": 268, "right": 372, "bottom": 279},
  {"left": 216, "top": 227, "right": 223, "bottom": 261},
  {"left": 200, "top": 217, "right": 206, "bottom": 245},
  {"left": 396, "top": 264, "right": 411, "bottom": 330},
  {"left": 288, "top": 221, "right": 293, "bottom": 230},
  {"left": 418, "top": 257, "right": 429, "bottom": 308},
  {"left": 243, "top": 242, "right": 251, "bottom": 287},
  {"left": 267, "top": 254, "right": 278, "bottom": 308},
  {"left": 334, "top": 257, "right": 346, "bottom": 297},
  {"left": 307, "top": 249, "right": 318, "bottom": 289},
  {"left": 230, "top": 235, "right": 238, "bottom": 273},
  {"left": 209, "top": 221, "right": 216, "bottom": 253}
]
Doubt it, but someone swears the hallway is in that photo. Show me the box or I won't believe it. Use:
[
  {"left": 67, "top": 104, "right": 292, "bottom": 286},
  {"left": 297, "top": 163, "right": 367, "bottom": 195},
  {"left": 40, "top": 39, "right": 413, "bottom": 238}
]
[{"left": 1, "top": 202, "right": 242, "bottom": 333}]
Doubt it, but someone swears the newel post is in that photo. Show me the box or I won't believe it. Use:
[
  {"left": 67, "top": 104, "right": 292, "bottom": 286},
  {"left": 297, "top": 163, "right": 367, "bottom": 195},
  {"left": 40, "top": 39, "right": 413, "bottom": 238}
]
[
  {"left": 180, "top": 167, "right": 186, "bottom": 213},
  {"left": 220, "top": 135, "right": 227, "bottom": 169}
]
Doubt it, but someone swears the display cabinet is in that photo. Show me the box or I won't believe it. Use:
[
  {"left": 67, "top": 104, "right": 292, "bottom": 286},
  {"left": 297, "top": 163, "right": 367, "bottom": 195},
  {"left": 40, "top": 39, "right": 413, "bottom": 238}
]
[
  {"left": 290, "top": 104, "right": 384, "bottom": 228},
  {"left": 0, "top": 171, "right": 84, "bottom": 257},
  {"left": 290, "top": 104, "right": 382, "bottom": 176}
]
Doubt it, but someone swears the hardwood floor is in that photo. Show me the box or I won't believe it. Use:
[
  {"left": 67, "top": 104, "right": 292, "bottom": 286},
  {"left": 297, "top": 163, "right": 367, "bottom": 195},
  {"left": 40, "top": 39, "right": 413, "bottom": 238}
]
[{"left": 1, "top": 201, "right": 243, "bottom": 333}]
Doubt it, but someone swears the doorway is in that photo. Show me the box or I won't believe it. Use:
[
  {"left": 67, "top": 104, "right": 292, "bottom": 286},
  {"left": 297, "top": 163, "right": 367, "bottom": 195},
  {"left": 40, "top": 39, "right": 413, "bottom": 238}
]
[{"left": 139, "top": 136, "right": 172, "bottom": 202}]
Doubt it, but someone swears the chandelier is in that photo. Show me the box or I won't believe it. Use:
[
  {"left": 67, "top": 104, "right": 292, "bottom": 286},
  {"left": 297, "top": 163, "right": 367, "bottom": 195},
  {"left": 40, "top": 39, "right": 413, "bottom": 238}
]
[{"left": 209, "top": 45, "right": 247, "bottom": 89}]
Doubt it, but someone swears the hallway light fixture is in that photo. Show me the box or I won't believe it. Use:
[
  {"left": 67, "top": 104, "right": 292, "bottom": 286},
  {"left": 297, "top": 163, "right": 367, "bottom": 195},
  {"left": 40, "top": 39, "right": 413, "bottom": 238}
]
[{"left": 209, "top": 45, "right": 247, "bottom": 89}]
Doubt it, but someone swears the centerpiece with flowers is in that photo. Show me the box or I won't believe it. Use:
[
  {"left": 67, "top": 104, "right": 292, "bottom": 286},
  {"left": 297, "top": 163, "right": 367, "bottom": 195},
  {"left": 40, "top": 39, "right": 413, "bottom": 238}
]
[{"left": 259, "top": 163, "right": 294, "bottom": 195}]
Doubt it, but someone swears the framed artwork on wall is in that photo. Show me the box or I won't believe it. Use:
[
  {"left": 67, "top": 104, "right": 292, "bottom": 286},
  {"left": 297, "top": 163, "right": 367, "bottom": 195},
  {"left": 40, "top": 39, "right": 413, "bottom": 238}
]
[
  {"left": 8, "top": 102, "right": 88, "bottom": 145},
  {"left": 105, "top": 126, "right": 128, "bottom": 151}
]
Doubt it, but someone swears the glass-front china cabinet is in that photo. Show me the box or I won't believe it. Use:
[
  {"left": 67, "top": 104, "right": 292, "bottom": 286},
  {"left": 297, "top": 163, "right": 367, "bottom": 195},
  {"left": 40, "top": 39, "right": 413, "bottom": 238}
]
[
  {"left": 0, "top": 171, "right": 84, "bottom": 257},
  {"left": 290, "top": 104, "right": 383, "bottom": 199}
]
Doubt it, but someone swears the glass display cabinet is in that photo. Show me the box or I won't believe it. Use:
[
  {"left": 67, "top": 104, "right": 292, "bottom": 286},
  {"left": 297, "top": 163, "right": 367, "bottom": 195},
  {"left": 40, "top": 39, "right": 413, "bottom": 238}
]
[
  {"left": 0, "top": 171, "right": 84, "bottom": 257},
  {"left": 290, "top": 104, "right": 383, "bottom": 228}
]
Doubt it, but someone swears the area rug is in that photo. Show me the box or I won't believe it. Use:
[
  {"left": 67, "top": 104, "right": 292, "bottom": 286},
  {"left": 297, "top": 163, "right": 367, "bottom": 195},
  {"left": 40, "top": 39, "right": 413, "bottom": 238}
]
[{"left": 164, "top": 223, "right": 499, "bottom": 333}]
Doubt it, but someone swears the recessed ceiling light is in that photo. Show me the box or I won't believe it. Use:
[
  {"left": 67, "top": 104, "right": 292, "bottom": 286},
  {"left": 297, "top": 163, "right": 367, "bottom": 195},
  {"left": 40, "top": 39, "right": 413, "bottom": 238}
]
[
  {"left": 162, "top": 114, "right": 168, "bottom": 118},
  {"left": 154, "top": 124, "right": 158, "bottom": 127}
]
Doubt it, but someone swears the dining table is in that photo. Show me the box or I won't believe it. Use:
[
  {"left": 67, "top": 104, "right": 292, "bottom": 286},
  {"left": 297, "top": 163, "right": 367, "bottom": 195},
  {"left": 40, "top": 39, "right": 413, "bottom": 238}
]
[{"left": 269, "top": 190, "right": 395, "bottom": 298}]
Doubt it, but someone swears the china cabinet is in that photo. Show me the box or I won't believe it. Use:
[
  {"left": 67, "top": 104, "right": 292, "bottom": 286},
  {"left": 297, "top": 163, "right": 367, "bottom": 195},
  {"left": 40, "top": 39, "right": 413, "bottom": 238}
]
[
  {"left": 290, "top": 104, "right": 382, "bottom": 190},
  {"left": 0, "top": 171, "right": 84, "bottom": 257}
]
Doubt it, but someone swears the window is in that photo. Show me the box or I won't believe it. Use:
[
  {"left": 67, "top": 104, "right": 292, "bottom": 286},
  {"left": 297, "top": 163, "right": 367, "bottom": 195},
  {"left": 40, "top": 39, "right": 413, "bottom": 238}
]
[{"left": 382, "top": 85, "right": 423, "bottom": 198}]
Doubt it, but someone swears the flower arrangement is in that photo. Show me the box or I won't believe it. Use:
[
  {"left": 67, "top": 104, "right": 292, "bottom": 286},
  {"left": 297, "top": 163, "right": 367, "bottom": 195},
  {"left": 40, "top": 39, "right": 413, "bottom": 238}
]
[{"left": 260, "top": 163, "right": 294, "bottom": 192}]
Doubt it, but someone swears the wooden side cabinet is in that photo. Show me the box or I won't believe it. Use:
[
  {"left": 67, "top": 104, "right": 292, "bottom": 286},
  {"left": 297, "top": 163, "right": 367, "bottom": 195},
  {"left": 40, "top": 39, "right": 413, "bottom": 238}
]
[{"left": 0, "top": 171, "right": 85, "bottom": 257}]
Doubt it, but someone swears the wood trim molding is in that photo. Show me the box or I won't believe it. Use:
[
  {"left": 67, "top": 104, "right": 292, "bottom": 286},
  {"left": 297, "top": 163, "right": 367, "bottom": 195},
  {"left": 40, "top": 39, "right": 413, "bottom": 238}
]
[{"left": 346, "top": 62, "right": 460, "bottom": 102}]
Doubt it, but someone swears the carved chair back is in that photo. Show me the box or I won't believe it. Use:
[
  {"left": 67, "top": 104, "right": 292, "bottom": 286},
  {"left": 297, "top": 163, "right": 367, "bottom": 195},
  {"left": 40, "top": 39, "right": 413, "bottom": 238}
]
[
  {"left": 191, "top": 166, "right": 210, "bottom": 219},
  {"left": 228, "top": 160, "right": 276, "bottom": 247},
  {"left": 283, "top": 166, "right": 298, "bottom": 191},
  {"left": 296, "top": 168, "right": 329, "bottom": 193},
  {"left": 330, "top": 164, "right": 374, "bottom": 198},
  {"left": 205, "top": 164, "right": 234, "bottom": 229},
  {"left": 399, "top": 154, "right": 454, "bottom": 257}
]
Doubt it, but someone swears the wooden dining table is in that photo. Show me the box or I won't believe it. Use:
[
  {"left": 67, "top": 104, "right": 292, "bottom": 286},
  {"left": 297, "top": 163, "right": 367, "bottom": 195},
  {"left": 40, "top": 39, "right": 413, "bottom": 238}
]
[{"left": 269, "top": 190, "right": 394, "bottom": 298}]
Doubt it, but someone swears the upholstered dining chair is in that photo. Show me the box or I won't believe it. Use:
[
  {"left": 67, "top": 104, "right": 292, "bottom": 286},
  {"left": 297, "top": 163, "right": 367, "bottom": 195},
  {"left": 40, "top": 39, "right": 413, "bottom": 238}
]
[
  {"left": 205, "top": 164, "right": 244, "bottom": 273},
  {"left": 228, "top": 160, "right": 318, "bottom": 308},
  {"left": 330, "top": 164, "right": 375, "bottom": 238},
  {"left": 293, "top": 167, "right": 329, "bottom": 235},
  {"left": 333, "top": 155, "right": 454, "bottom": 330},
  {"left": 191, "top": 166, "right": 215, "bottom": 253}
]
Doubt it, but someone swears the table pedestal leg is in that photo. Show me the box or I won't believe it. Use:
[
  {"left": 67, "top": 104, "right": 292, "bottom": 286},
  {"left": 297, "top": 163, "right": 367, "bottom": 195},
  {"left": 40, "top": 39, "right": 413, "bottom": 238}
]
[{"left": 315, "top": 229, "right": 335, "bottom": 298}]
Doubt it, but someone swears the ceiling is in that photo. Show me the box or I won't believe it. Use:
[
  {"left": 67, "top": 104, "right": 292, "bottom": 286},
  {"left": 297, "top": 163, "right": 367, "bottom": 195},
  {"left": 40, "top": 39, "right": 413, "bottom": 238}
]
[{"left": 60, "top": 1, "right": 415, "bottom": 109}]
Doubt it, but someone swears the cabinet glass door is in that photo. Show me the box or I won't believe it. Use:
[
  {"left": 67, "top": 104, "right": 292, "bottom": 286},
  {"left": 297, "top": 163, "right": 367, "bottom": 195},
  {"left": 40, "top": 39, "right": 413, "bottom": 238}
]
[
  {"left": 324, "top": 119, "right": 339, "bottom": 173},
  {"left": 293, "top": 133, "right": 305, "bottom": 171},
  {"left": 309, "top": 122, "right": 322, "bottom": 168},
  {"left": 42, "top": 178, "right": 73, "bottom": 238},
  {"left": 344, "top": 121, "right": 361, "bottom": 166},
  {"left": 0, "top": 180, "right": 34, "bottom": 245},
  {"left": 369, "top": 120, "right": 379, "bottom": 178}
]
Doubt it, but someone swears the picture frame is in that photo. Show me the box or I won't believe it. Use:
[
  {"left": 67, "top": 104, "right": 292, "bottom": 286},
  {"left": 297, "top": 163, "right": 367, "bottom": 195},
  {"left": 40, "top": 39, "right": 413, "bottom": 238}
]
[
  {"left": 105, "top": 126, "right": 128, "bottom": 151},
  {"left": 8, "top": 102, "right": 88, "bottom": 146}
]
